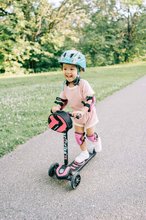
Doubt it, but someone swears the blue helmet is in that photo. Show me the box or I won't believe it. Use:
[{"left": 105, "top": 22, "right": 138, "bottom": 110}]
[{"left": 59, "top": 50, "right": 86, "bottom": 71}]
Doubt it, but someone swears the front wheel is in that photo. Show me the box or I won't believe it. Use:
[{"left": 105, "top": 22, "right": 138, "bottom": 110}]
[
  {"left": 48, "top": 163, "right": 59, "bottom": 177},
  {"left": 70, "top": 172, "right": 81, "bottom": 189}
]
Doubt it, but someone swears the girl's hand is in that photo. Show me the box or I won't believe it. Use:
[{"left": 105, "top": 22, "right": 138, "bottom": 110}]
[
  {"left": 72, "top": 111, "right": 84, "bottom": 119},
  {"left": 51, "top": 105, "right": 60, "bottom": 113}
]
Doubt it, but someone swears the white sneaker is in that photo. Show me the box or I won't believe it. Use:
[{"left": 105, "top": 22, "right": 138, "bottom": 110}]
[
  {"left": 94, "top": 136, "right": 102, "bottom": 152},
  {"left": 87, "top": 136, "right": 102, "bottom": 153},
  {"left": 75, "top": 150, "right": 89, "bottom": 163}
]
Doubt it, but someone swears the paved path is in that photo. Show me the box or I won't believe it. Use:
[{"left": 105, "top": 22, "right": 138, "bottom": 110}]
[{"left": 0, "top": 76, "right": 146, "bottom": 220}]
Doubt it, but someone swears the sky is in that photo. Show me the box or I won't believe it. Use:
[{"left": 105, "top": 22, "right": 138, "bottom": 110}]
[
  {"left": 48, "top": 0, "right": 63, "bottom": 7},
  {"left": 48, "top": 0, "right": 146, "bottom": 7}
]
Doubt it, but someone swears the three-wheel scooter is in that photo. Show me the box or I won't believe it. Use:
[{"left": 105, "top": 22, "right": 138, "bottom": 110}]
[{"left": 48, "top": 110, "right": 97, "bottom": 189}]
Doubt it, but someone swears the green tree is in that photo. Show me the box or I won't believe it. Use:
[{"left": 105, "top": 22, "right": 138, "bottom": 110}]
[
  {"left": 1, "top": 0, "right": 145, "bottom": 73},
  {"left": 76, "top": 0, "right": 146, "bottom": 66},
  {"left": 0, "top": 0, "right": 89, "bottom": 73},
  {"left": 117, "top": 0, "right": 146, "bottom": 61}
]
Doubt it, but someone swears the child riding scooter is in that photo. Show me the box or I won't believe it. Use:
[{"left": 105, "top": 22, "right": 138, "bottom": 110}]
[{"left": 48, "top": 50, "right": 102, "bottom": 189}]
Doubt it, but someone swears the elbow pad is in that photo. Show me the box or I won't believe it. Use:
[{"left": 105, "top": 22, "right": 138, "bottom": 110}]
[
  {"left": 81, "top": 96, "right": 96, "bottom": 112},
  {"left": 54, "top": 97, "right": 68, "bottom": 110}
]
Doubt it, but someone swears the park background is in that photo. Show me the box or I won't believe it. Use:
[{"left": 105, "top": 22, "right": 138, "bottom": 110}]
[{"left": 0, "top": 0, "right": 146, "bottom": 157}]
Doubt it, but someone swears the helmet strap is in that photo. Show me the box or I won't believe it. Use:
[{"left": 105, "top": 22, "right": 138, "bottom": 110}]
[
  {"left": 66, "top": 75, "right": 80, "bottom": 86},
  {"left": 65, "top": 65, "right": 81, "bottom": 86}
]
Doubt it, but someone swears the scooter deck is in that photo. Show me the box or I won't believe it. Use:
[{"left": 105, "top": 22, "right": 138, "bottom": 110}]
[{"left": 69, "top": 151, "right": 96, "bottom": 173}]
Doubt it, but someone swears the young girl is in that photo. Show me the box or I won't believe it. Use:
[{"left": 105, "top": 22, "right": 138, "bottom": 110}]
[{"left": 51, "top": 50, "right": 102, "bottom": 163}]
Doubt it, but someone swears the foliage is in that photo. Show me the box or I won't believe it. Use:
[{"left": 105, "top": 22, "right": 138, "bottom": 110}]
[
  {"left": 0, "top": 0, "right": 88, "bottom": 73},
  {"left": 77, "top": 0, "right": 146, "bottom": 66},
  {"left": 0, "top": 0, "right": 146, "bottom": 73}
]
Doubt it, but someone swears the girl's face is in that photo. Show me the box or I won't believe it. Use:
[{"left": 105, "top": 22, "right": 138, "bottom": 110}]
[{"left": 62, "top": 63, "right": 78, "bottom": 83}]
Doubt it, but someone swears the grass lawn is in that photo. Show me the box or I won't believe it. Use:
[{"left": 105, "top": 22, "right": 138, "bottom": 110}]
[{"left": 0, "top": 62, "right": 146, "bottom": 157}]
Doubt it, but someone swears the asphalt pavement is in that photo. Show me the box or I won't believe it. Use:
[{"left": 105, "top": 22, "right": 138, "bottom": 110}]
[{"left": 0, "top": 76, "right": 146, "bottom": 220}]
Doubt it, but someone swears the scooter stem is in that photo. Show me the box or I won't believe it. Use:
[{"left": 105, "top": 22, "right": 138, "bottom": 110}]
[{"left": 63, "top": 132, "right": 68, "bottom": 166}]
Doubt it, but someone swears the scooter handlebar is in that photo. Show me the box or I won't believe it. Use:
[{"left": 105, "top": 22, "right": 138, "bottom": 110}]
[{"left": 50, "top": 110, "right": 81, "bottom": 119}]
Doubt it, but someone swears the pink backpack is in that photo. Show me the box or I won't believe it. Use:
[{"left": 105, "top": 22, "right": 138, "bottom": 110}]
[{"left": 48, "top": 111, "right": 73, "bottom": 133}]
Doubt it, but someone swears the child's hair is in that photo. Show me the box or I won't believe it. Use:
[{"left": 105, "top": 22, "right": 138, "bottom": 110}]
[{"left": 59, "top": 50, "right": 86, "bottom": 72}]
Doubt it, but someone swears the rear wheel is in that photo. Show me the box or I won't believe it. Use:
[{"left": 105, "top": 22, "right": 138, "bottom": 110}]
[
  {"left": 70, "top": 172, "right": 81, "bottom": 189},
  {"left": 48, "top": 163, "right": 59, "bottom": 177}
]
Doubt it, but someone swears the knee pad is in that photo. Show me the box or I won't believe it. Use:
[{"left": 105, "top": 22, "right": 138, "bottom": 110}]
[
  {"left": 75, "top": 132, "right": 86, "bottom": 145},
  {"left": 87, "top": 132, "right": 98, "bottom": 142}
]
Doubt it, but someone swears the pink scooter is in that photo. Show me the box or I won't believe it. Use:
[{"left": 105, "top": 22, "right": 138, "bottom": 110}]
[{"left": 48, "top": 111, "right": 96, "bottom": 189}]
